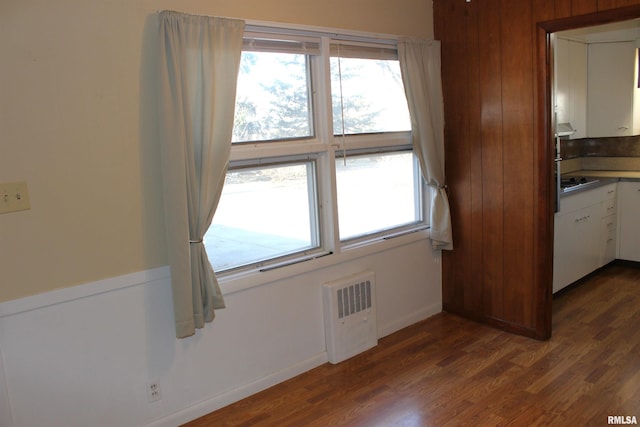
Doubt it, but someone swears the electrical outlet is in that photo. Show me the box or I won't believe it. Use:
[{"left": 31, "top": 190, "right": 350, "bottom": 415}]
[
  {"left": 147, "top": 382, "right": 162, "bottom": 403},
  {"left": 0, "top": 181, "right": 31, "bottom": 214}
]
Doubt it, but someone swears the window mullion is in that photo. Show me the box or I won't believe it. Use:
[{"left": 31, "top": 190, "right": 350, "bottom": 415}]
[{"left": 313, "top": 38, "right": 334, "bottom": 144}]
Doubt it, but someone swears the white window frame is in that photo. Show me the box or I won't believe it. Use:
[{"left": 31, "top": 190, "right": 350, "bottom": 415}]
[{"left": 212, "top": 23, "right": 430, "bottom": 282}]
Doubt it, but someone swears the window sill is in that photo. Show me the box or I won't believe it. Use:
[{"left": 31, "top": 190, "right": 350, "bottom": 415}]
[
  {"left": 217, "top": 226, "right": 431, "bottom": 296},
  {"left": 340, "top": 225, "right": 429, "bottom": 252}
]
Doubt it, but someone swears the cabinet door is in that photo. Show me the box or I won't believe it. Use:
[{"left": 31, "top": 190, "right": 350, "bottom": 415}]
[
  {"left": 555, "top": 38, "right": 587, "bottom": 139},
  {"left": 555, "top": 38, "right": 570, "bottom": 126},
  {"left": 568, "top": 40, "right": 587, "bottom": 139},
  {"left": 619, "top": 181, "right": 640, "bottom": 262},
  {"left": 587, "top": 41, "right": 636, "bottom": 137},
  {"left": 553, "top": 203, "right": 601, "bottom": 292}
]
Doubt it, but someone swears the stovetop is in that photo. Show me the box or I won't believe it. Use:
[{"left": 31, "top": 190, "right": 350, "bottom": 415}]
[
  {"left": 560, "top": 176, "right": 599, "bottom": 192},
  {"left": 561, "top": 176, "right": 592, "bottom": 188}
]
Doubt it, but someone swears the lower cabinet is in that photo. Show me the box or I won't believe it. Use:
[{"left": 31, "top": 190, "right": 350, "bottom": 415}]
[
  {"left": 553, "top": 182, "right": 618, "bottom": 293},
  {"left": 553, "top": 201, "right": 601, "bottom": 293},
  {"left": 618, "top": 181, "right": 640, "bottom": 262}
]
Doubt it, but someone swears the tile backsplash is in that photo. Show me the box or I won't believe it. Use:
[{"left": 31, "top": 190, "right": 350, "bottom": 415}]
[
  {"left": 561, "top": 135, "right": 640, "bottom": 159},
  {"left": 582, "top": 157, "right": 640, "bottom": 171},
  {"left": 559, "top": 135, "right": 640, "bottom": 172}
]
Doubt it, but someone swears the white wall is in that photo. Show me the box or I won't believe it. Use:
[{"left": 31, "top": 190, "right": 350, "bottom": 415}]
[{"left": 0, "top": 237, "right": 441, "bottom": 427}]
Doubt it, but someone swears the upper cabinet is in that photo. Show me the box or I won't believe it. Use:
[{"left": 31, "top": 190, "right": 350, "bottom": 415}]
[
  {"left": 587, "top": 41, "right": 638, "bottom": 137},
  {"left": 555, "top": 37, "right": 587, "bottom": 139},
  {"left": 555, "top": 20, "right": 640, "bottom": 138}
]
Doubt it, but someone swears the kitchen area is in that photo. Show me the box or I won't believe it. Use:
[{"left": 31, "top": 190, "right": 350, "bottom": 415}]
[{"left": 553, "top": 18, "right": 640, "bottom": 293}]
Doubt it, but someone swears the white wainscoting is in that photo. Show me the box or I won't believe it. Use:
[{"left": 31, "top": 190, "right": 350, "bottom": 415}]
[{"left": 0, "top": 238, "right": 441, "bottom": 427}]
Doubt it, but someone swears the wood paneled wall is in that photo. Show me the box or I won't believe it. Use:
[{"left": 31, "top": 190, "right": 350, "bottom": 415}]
[{"left": 434, "top": 0, "right": 640, "bottom": 339}]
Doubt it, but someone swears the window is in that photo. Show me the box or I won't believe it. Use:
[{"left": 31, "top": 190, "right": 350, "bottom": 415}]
[
  {"left": 330, "top": 44, "right": 420, "bottom": 242},
  {"left": 335, "top": 150, "right": 421, "bottom": 241},
  {"left": 233, "top": 51, "right": 313, "bottom": 142},
  {"left": 330, "top": 53, "right": 411, "bottom": 135},
  {"left": 206, "top": 28, "right": 425, "bottom": 273},
  {"left": 205, "top": 160, "right": 320, "bottom": 271}
]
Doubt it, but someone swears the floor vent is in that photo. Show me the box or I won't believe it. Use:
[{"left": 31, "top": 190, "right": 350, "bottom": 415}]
[{"left": 322, "top": 271, "right": 377, "bottom": 364}]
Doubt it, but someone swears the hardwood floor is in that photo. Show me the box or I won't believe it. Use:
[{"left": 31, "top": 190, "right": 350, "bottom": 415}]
[{"left": 183, "top": 262, "right": 640, "bottom": 427}]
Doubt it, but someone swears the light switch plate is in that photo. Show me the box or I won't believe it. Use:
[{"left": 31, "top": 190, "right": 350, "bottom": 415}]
[{"left": 0, "top": 181, "right": 31, "bottom": 214}]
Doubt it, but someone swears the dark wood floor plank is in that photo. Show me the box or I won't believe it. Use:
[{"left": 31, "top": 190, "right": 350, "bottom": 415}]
[{"left": 182, "top": 262, "right": 640, "bottom": 427}]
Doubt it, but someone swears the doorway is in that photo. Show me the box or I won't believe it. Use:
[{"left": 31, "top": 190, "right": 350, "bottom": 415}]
[{"left": 538, "top": 6, "right": 640, "bottom": 331}]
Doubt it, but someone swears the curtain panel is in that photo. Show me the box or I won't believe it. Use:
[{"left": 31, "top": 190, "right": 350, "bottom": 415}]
[
  {"left": 398, "top": 39, "right": 453, "bottom": 250},
  {"left": 158, "top": 11, "right": 245, "bottom": 338}
]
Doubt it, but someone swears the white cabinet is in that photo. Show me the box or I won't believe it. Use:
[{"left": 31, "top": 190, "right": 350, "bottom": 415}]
[
  {"left": 618, "top": 181, "right": 640, "bottom": 262},
  {"left": 553, "top": 193, "right": 600, "bottom": 293},
  {"left": 553, "top": 182, "right": 618, "bottom": 293},
  {"left": 555, "top": 38, "right": 587, "bottom": 139},
  {"left": 587, "top": 41, "right": 637, "bottom": 137}
]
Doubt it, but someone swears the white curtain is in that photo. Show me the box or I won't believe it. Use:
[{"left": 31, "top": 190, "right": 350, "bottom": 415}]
[
  {"left": 158, "top": 11, "right": 245, "bottom": 338},
  {"left": 398, "top": 39, "right": 453, "bottom": 250}
]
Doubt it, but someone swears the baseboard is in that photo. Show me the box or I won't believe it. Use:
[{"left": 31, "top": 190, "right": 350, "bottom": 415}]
[{"left": 146, "top": 353, "right": 329, "bottom": 427}]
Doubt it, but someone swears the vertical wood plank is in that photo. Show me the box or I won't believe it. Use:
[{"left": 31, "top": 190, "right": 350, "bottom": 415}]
[
  {"left": 597, "top": 0, "right": 618, "bottom": 10},
  {"left": 478, "top": 0, "right": 505, "bottom": 319},
  {"left": 572, "top": 0, "right": 599, "bottom": 15},
  {"left": 618, "top": 0, "right": 640, "bottom": 6},
  {"left": 532, "top": 0, "right": 557, "bottom": 340},
  {"left": 500, "top": 0, "right": 535, "bottom": 327},
  {"left": 556, "top": 0, "right": 573, "bottom": 17},
  {"left": 439, "top": 0, "right": 474, "bottom": 312},
  {"left": 437, "top": 0, "right": 457, "bottom": 309},
  {"left": 433, "top": 0, "right": 444, "bottom": 42},
  {"left": 465, "top": 0, "right": 486, "bottom": 315}
]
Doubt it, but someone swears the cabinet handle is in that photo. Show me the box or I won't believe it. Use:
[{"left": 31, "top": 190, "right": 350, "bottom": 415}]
[{"left": 574, "top": 215, "right": 590, "bottom": 223}]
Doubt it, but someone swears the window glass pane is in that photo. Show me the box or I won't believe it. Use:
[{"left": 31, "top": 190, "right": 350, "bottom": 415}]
[
  {"left": 205, "top": 162, "right": 319, "bottom": 271},
  {"left": 233, "top": 51, "right": 313, "bottom": 142},
  {"left": 331, "top": 57, "right": 411, "bottom": 135},
  {"left": 336, "top": 151, "right": 420, "bottom": 240}
]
